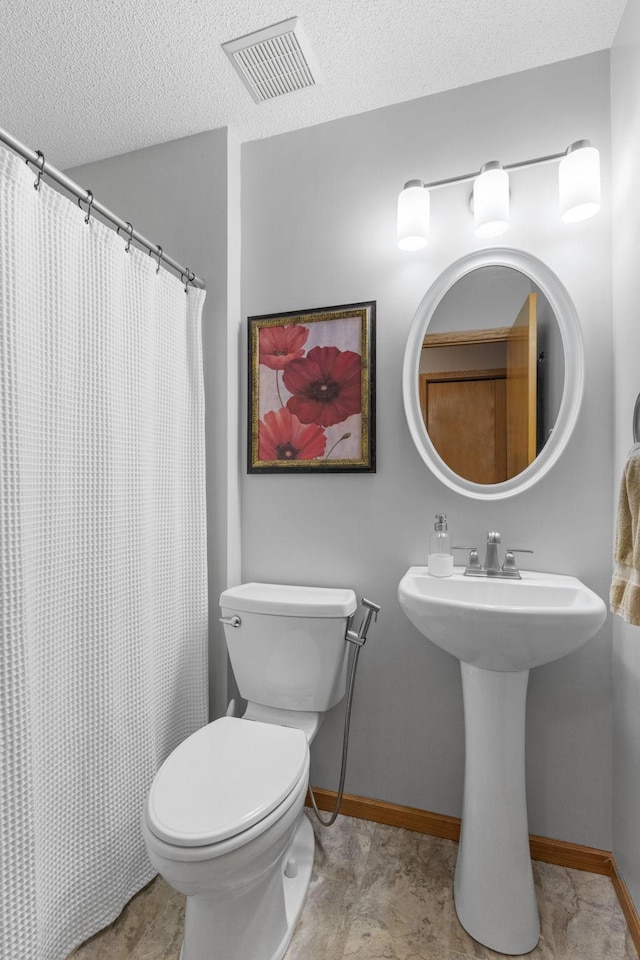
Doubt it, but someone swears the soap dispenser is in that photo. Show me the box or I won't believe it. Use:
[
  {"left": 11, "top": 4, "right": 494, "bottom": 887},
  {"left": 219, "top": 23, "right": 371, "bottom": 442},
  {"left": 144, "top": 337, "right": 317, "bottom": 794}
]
[{"left": 428, "top": 514, "right": 454, "bottom": 577}]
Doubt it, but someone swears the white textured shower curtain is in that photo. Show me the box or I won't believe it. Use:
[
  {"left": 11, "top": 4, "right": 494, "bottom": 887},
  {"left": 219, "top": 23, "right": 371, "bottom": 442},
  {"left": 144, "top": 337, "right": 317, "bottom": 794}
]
[{"left": 0, "top": 144, "right": 208, "bottom": 960}]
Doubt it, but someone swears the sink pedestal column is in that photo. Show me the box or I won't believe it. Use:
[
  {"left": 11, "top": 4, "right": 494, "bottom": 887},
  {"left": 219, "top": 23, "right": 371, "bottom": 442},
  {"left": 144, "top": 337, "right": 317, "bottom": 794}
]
[{"left": 454, "top": 662, "right": 539, "bottom": 955}]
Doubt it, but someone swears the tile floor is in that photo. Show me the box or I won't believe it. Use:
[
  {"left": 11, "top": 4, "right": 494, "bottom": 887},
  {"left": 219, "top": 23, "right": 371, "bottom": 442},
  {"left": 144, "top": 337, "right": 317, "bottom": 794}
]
[{"left": 72, "top": 813, "right": 638, "bottom": 960}]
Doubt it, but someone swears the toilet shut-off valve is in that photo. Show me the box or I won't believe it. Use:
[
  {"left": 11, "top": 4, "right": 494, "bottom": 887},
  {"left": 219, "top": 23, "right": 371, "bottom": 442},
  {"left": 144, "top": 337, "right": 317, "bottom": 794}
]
[{"left": 346, "top": 597, "right": 381, "bottom": 647}]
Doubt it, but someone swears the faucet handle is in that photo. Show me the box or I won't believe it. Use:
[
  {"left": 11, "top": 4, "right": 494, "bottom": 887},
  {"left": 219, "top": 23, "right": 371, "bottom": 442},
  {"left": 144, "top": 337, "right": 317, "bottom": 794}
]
[
  {"left": 453, "top": 546, "right": 481, "bottom": 571},
  {"left": 502, "top": 548, "right": 534, "bottom": 576}
]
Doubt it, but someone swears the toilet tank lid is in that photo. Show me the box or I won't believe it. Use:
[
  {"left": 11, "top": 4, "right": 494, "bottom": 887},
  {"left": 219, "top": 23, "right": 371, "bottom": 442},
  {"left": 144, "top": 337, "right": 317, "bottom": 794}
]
[{"left": 219, "top": 582, "right": 357, "bottom": 617}]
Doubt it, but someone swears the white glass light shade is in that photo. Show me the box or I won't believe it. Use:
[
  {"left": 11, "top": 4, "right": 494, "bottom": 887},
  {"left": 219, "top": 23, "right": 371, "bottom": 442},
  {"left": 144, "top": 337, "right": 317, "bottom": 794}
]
[
  {"left": 397, "top": 180, "right": 430, "bottom": 250},
  {"left": 473, "top": 162, "right": 510, "bottom": 239},
  {"left": 559, "top": 140, "right": 600, "bottom": 223}
]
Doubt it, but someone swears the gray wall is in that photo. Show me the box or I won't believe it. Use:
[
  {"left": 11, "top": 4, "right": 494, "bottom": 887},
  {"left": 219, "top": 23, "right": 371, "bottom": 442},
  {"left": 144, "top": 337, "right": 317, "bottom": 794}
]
[
  {"left": 611, "top": 0, "right": 640, "bottom": 911},
  {"left": 66, "top": 49, "right": 617, "bottom": 854},
  {"left": 68, "top": 130, "right": 242, "bottom": 722},
  {"left": 241, "top": 53, "right": 614, "bottom": 848}
]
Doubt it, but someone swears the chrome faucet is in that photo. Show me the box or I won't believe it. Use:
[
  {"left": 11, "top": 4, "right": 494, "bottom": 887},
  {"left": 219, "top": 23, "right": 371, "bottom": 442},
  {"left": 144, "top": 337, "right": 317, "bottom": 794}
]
[
  {"left": 454, "top": 532, "right": 533, "bottom": 579},
  {"left": 484, "top": 531, "right": 502, "bottom": 575}
]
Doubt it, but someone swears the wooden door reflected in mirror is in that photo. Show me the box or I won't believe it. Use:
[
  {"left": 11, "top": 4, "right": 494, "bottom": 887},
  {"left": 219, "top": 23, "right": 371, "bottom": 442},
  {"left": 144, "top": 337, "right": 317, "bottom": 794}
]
[
  {"left": 418, "top": 265, "right": 559, "bottom": 485},
  {"left": 420, "top": 293, "right": 539, "bottom": 483}
]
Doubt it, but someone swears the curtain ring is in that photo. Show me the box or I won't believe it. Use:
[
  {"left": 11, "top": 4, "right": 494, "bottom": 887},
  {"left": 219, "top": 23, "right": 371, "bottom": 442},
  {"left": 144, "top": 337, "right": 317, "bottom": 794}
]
[
  {"left": 30, "top": 150, "right": 45, "bottom": 191},
  {"left": 117, "top": 222, "right": 134, "bottom": 253},
  {"left": 78, "top": 189, "right": 93, "bottom": 224},
  {"left": 151, "top": 245, "right": 163, "bottom": 274},
  {"left": 182, "top": 268, "right": 194, "bottom": 294}
]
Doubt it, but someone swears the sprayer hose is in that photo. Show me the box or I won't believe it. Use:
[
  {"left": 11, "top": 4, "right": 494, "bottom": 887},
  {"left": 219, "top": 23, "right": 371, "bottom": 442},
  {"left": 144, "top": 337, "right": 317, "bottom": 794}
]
[{"left": 308, "top": 642, "right": 362, "bottom": 826}]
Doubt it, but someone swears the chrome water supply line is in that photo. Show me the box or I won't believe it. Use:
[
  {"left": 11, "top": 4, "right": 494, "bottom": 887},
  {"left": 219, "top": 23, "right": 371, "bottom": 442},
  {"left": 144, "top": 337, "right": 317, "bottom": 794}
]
[{"left": 308, "top": 597, "right": 381, "bottom": 827}]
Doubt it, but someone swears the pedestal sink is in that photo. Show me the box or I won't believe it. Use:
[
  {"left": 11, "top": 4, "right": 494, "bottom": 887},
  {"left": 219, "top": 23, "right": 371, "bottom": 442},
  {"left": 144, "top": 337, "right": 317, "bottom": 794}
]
[{"left": 398, "top": 566, "right": 606, "bottom": 955}]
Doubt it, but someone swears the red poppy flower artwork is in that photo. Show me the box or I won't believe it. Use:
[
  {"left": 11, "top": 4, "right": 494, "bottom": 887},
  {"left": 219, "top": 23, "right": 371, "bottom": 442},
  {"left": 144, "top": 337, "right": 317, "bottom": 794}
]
[
  {"left": 259, "top": 324, "right": 309, "bottom": 370},
  {"left": 259, "top": 407, "right": 327, "bottom": 461},
  {"left": 249, "top": 302, "right": 375, "bottom": 473},
  {"left": 283, "top": 346, "right": 362, "bottom": 427}
]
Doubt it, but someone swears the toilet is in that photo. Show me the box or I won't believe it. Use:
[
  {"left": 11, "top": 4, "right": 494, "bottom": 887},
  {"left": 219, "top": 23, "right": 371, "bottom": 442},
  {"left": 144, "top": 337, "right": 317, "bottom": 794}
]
[{"left": 142, "top": 581, "right": 358, "bottom": 960}]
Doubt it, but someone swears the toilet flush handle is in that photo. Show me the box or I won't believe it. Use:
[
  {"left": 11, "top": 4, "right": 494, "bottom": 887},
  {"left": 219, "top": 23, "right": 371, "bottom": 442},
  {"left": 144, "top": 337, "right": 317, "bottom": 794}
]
[{"left": 219, "top": 615, "right": 241, "bottom": 628}]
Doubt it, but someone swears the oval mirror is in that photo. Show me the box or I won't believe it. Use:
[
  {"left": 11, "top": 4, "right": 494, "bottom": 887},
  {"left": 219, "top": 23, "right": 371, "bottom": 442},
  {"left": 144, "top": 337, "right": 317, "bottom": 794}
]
[{"left": 403, "top": 248, "right": 584, "bottom": 500}]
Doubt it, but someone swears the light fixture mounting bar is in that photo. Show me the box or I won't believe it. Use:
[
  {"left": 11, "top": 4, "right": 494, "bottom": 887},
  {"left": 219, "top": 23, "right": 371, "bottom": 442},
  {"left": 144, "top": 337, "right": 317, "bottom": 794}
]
[{"left": 416, "top": 149, "right": 567, "bottom": 193}]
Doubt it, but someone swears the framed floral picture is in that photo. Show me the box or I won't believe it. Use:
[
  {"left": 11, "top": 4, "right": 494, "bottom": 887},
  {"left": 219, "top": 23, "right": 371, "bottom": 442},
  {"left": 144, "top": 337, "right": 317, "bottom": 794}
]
[{"left": 248, "top": 301, "right": 376, "bottom": 473}]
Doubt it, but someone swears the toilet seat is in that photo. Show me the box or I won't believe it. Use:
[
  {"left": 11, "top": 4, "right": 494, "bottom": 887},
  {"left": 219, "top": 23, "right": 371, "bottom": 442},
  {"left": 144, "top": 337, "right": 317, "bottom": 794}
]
[{"left": 146, "top": 716, "right": 308, "bottom": 848}]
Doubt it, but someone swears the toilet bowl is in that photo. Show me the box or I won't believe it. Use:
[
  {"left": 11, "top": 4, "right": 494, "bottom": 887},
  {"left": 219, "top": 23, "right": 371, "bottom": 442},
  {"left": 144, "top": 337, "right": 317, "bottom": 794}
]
[
  {"left": 142, "top": 717, "right": 312, "bottom": 960},
  {"left": 142, "top": 582, "right": 358, "bottom": 960}
]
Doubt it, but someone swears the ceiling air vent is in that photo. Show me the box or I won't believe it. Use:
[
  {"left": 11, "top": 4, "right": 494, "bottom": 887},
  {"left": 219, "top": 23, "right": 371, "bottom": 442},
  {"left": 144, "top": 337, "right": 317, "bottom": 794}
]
[{"left": 222, "top": 17, "right": 321, "bottom": 104}]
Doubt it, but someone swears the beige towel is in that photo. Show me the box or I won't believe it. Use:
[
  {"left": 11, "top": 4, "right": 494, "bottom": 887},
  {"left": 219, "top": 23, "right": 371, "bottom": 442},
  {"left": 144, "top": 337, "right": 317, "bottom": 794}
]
[{"left": 611, "top": 442, "right": 640, "bottom": 625}]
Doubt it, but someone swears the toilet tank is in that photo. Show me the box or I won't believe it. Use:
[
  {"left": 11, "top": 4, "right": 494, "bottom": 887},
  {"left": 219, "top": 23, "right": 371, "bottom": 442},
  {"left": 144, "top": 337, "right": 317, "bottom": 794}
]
[{"left": 219, "top": 582, "right": 358, "bottom": 712}]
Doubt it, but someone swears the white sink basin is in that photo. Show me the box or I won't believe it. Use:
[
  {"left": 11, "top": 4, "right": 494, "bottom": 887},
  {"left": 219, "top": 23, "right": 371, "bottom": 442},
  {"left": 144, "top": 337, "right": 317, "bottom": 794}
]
[{"left": 398, "top": 566, "right": 606, "bottom": 671}]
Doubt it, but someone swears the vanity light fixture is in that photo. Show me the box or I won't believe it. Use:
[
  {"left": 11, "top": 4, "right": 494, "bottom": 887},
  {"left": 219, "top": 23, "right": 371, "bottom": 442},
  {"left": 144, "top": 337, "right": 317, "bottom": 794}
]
[
  {"left": 397, "top": 178, "right": 431, "bottom": 250},
  {"left": 473, "top": 161, "right": 510, "bottom": 239},
  {"left": 397, "top": 140, "right": 600, "bottom": 249},
  {"left": 558, "top": 140, "right": 601, "bottom": 222}
]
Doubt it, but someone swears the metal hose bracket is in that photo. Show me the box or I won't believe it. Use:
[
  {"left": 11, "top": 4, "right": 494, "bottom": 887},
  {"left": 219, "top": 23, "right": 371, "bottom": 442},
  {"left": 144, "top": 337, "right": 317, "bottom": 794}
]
[{"left": 345, "top": 597, "right": 381, "bottom": 647}]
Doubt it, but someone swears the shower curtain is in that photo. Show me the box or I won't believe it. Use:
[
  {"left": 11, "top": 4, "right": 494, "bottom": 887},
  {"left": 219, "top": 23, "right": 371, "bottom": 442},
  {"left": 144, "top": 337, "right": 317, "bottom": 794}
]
[{"left": 0, "top": 144, "right": 208, "bottom": 960}]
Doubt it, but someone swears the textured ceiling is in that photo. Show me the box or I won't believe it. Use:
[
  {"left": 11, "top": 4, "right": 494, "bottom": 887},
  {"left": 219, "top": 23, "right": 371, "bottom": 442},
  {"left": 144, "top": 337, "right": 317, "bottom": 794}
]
[{"left": 0, "top": 0, "right": 627, "bottom": 169}]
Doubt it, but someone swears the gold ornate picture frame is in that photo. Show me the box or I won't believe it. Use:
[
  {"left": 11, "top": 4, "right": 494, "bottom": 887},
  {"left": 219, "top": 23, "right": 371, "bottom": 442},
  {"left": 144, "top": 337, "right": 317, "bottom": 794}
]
[{"left": 248, "top": 301, "right": 376, "bottom": 473}]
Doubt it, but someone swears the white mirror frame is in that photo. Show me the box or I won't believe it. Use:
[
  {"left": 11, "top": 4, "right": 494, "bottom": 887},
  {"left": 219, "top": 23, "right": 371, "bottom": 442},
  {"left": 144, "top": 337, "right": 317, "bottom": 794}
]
[{"left": 403, "top": 247, "right": 585, "bottom": 500}]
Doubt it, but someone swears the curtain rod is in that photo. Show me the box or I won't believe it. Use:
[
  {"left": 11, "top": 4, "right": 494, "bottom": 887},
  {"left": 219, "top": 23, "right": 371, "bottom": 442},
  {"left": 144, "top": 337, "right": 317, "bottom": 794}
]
[{"left": 0, "top": 125, "right": 205, "bottom": 290}]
